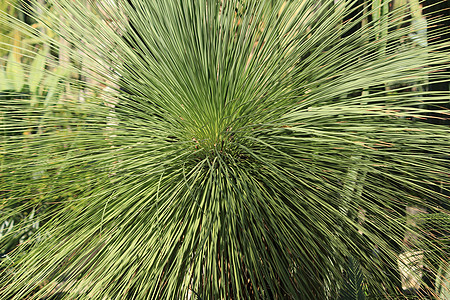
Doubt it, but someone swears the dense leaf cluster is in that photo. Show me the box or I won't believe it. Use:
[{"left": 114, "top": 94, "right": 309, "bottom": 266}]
[{"left": 0, "top": 0, "right": 449, "bottom": 299}]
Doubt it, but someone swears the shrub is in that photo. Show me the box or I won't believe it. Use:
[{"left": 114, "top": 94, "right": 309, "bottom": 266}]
[{"left": 0, "top": 1, "right": 449, "bottom": 299}]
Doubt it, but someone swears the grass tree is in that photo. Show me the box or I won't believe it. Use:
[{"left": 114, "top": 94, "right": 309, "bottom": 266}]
[{"left": 0, "top": 0, "right": 449, "bottom": 299}]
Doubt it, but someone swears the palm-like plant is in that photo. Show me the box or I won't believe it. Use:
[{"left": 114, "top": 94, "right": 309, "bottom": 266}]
[{"left": 0, "top": 0, "right": 449, "bottom": 299}]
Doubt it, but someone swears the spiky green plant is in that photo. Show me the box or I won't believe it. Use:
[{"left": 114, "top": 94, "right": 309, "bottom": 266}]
[{"left": 0, "top": 0, "right": 449, "bottom": 299}]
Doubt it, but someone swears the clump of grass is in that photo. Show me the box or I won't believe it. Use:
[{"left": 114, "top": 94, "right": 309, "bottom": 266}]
[{"left": 0, "top": 1, "right": 449, "bottom": 299}]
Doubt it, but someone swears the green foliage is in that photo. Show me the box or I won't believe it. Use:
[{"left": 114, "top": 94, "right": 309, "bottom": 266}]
[
  {"left": 0, "top": 0, "right": 20, "bottom": 57},
  {"left": 0, "top": 208, "right": 40, "bottom": 258},
  {"left": 0, "top": 27, "right": 91, "bottom": 267},
  {"left": 338, "top": 257, "right": 365, "bottom": 300},
  {"left": 0, "top": 0, "right": 449, "bottom": 299},
  {"left": 436, "top": 262, "right": 450, "bottom": 300},
  {"left": 0, "top": 47, "right": 68, "bottom": 107}
]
